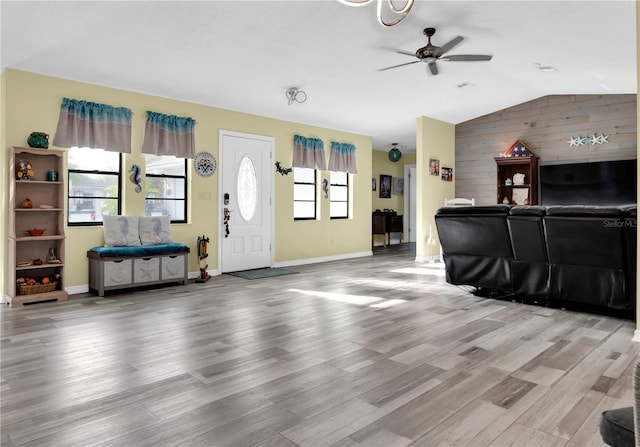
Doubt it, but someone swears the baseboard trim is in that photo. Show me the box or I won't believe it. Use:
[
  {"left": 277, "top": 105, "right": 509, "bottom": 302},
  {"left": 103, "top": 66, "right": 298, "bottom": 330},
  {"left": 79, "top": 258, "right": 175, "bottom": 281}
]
[
  {"left": 633, "top": 330, "right": 640, "bottom": 343},
  {"left": 275, "top": 251, "right": 372, "bottom": 268},
  {"left": 66, "top": 285, "right": 89, "bottom": 295},
  {"left": 415, "top": 255, "right": 441, "bottom": 263}
]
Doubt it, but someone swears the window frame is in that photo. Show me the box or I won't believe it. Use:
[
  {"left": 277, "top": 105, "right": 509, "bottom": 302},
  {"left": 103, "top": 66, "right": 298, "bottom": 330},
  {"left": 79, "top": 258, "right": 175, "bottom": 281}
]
[
  {"left": 144, "top": 157, "right": 188, "bottom": 224},
  {"left": 330, "top": 170, "right": 349, "bottom": 220},
  {"left": 293, "top": 167, "right": 317, "bottom": 221},
  {"left": 67, "top": 150, "right": 122, "bottom": 227}
]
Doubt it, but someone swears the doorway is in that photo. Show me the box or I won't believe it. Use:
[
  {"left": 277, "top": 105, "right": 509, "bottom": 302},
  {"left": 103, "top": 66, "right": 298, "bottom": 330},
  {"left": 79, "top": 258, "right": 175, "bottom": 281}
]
[{"left": 219, "top": 130, "right": 274, "bottom": 272}]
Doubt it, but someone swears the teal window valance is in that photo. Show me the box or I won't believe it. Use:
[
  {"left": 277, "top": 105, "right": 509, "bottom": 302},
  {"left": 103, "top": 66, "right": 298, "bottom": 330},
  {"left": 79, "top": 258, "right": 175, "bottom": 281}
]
[
  {"left": 142, "top": 111, "right": 196, "bottom": 159},
  {"left": 52, "top": 97, "right": 132, "bottom": 153},
  {"left": 292, "top": 134, "right": 326, "bottom": 170},
  {"left": 328, "top": 141, "right": 358, "bottom": 174}
]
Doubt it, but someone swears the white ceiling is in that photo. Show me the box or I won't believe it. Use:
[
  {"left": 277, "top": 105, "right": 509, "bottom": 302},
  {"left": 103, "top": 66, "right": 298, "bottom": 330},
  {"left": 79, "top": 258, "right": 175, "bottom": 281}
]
[{"left": 1, "top": 1, "right": 637, "bottom": 153}]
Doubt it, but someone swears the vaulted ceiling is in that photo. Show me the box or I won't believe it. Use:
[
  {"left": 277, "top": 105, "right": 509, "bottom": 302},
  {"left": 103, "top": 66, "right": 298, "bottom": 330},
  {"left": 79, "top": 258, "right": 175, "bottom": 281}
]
[{"left": 1, "top": 1, "right": 636, "bottom": 153}]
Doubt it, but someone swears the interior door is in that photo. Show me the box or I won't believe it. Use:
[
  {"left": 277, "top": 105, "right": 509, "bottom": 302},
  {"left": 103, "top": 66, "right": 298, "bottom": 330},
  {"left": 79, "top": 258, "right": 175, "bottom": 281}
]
[{"left": 220, "top": 131, "right": 273, "bottom": 272}]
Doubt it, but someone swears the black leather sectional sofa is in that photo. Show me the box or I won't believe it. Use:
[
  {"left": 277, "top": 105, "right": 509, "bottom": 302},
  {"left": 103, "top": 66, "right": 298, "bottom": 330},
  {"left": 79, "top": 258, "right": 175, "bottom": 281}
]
[{"left": 435, "top": 204, "right": 637, "bottom": 317}]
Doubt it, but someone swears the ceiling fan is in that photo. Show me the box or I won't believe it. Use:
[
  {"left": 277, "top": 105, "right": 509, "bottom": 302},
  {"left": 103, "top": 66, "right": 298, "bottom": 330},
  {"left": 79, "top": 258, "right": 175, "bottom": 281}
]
[{"left": 379, "top": 27, "right": 492, "bottom": 75}]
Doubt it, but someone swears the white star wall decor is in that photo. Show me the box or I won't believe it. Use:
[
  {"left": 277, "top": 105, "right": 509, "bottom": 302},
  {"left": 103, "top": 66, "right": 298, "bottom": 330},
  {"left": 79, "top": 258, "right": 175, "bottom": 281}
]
[
  {"left": 567, "top": 136, "right": 580, "bottom": 147},
  {"left": 567, "top": 133, "right": 610, "bottom": 148}
]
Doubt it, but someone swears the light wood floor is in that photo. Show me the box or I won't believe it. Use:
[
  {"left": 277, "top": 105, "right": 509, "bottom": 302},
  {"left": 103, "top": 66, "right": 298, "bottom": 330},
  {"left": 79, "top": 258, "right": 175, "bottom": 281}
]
[{"left": 2, "top": 244, "right": 639, "bottom": 447}]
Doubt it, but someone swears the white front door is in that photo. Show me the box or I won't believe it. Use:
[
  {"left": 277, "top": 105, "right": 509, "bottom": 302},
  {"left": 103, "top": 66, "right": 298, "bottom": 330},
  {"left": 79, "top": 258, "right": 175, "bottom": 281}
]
[{"left": 220, "top": 131, "right": 273, "bottom": 272}]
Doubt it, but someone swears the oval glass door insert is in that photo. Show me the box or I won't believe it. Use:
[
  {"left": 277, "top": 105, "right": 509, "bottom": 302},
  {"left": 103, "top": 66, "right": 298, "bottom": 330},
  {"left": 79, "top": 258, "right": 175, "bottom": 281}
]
[{"left": 237, "top": 155, "right": 257, "bottom": 221}]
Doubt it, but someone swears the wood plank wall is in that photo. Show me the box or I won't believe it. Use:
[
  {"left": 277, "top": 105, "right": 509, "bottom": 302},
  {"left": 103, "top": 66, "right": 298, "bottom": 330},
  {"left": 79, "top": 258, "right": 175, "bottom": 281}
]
[{"left": 455, "top": 94, "right": 637, "bottom": 205}]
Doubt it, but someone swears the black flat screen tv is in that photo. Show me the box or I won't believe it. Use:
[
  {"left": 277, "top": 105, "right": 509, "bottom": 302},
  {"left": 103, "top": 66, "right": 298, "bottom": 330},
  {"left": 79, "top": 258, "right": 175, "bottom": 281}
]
[{"left": 540, "top": 159, "right": 637, "bottom": 205}]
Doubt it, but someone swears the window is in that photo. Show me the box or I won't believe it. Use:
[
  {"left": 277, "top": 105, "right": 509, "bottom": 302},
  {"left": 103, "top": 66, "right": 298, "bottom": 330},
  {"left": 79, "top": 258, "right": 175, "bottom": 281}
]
[
  {"left": 330, "top": 171, "right": 349, "bottom": 219},
  {"left": 293, "top": 167, "right": 316, "bottom": 220},
  {"left": 68, "top": 148, "right": 121, "bottom": 225},
  {"left": 145, "top": 155, "right": 187, "bottom": 223}
]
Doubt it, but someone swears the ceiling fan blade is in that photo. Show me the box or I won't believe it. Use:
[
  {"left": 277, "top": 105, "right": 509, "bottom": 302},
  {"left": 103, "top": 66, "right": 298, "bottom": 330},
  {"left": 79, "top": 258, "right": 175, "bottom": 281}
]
[
  {"left": 378, "top": 60, "right": 421, "bottom": 71},
  {"left": 428, "top": 61, "right": 438, "bottom": 75},
  {"left": 395, "top": 50, "right": 417, "bottom": 57},
  {"left": 433, "top": 36, "right": 463, "bottom": 56},
  {"left": 441, "top": 54, "right": 492, "bottom": 61}
]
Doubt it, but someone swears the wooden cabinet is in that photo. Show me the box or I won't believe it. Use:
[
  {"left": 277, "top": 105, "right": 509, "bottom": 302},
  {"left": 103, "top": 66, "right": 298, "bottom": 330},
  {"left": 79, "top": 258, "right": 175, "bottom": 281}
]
[
  {"left": 372, "top": 211, "right": 403, "bottom": 246},
  {"left": 495, "top": 140, "right": 539, "bottom": 205},
  {"left": 8, "top": 147, "right": 67, "bottom": 307}
]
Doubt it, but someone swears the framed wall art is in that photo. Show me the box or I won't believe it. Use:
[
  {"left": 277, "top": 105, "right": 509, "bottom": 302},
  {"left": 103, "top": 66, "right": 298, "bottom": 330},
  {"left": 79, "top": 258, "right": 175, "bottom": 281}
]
[
  {"left": 379, "top": 174, "right": 391, "bottom": 198},
  {"left": 429, "top": 158, "right": 440, "bottom": 176},
  {"left": 393, "top": 177, "right": 404, "bottom": 195}
]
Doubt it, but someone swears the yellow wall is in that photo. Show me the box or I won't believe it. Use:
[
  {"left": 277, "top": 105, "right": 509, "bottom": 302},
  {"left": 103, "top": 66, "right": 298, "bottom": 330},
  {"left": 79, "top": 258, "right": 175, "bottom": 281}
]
[
  {"left": 1, "top": 69, "right": 373, "bottom": 293},
  {"left": 416, "top": 116, "right": 455, "bottom": 261}
]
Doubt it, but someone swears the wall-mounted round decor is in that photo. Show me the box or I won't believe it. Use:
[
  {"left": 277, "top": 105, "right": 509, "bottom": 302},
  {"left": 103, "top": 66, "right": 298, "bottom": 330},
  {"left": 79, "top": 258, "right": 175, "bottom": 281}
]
[{"left": 194, "top": 151, "right": 216, "bottom": 177}]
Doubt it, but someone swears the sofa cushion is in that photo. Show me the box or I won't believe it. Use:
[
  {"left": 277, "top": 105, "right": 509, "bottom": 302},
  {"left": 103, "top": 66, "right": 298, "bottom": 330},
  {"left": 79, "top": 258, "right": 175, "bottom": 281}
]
[
  {"left": 600, "top": 406, "right": 634, "bottom": 447},
  {"left": 436, "top": 204, "right": 511, "bottom": 215},
  {"left": 509, "top": 205, "right": 546, "bottom": 216},
  {"left": 545, "top": 205, "right": 625, "bottom": 217}
]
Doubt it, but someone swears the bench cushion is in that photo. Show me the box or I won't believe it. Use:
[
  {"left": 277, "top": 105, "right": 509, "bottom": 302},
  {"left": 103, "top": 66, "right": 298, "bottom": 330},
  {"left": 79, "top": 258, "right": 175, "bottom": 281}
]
[{"left": 88, "top": 243, "right": 190, "bottom": 259}]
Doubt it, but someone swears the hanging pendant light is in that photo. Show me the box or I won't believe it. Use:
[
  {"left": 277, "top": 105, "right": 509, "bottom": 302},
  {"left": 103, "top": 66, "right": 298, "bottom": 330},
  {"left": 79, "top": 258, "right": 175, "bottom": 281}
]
[{"left": 388, "top": 143, "right": 402, "bottom": 162}]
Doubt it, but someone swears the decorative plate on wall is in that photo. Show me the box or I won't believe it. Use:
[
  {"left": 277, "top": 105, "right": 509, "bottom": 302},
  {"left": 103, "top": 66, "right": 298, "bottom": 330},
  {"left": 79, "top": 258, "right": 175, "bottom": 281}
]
[{"left": 194, "top": 151, "right": 216, "bottom": 177}]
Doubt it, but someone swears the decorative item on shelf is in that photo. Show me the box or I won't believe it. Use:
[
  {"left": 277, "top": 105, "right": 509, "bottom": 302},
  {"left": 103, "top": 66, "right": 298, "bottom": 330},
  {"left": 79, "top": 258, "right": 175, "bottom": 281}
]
[
  {"left": 46, "top": 247, "right": 59, "bottom": 264},
  {"left": 27, "top": 132, "right": 49, "bottom": 149},
  {"left": 27, "top": 228, "right": 46, "bottom": 236},
  {"left": 512, "top": 188, "right": 529, "bottom": 205},
  {"left": 194, "top": 151, "right": 216, "bottom": 177},
  {"left": 513, "top": 173, "right": 525, "bottom": 185},
  {"left": 502, "top": 196, "right": 510, "bottom": 204},
  {"left": 388, "top": 143, "right": 402, "bottom": 162},
  {"left": 505, "top": 179, "right": 512, "bottom": 186},
  {"left": 275, "top": 161, "right": 293, "bottom": 175},
  {"left": 46, "top": 169, "right": 58, "bottom": 181},
  {"left": 21, "top": 197, "right": 33, "bottom": 209},
  {"left": 16, "top": 160, "right": 34, "bottom": 180},
  {"left": 502, "top": 139, "right": 535, "bottom": 158},
  {"left": 129, "top": 164, "right": 142, "bottom": 193},
  {"left": 17, "top": 279, "right": 58, "bottom": 295}
]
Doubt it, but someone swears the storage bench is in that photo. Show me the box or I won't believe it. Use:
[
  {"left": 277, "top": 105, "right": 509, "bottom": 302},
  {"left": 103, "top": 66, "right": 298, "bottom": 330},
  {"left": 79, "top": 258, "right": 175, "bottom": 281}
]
[{"left": 87, "top": 243, "right": 190, "bottom": 296}]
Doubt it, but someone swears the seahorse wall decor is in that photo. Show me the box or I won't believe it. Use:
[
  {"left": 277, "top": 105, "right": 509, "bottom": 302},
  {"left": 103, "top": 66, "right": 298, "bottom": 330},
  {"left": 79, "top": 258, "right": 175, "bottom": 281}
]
[{"left": 129, "top": 164, "right": 142, "bottom": 193}]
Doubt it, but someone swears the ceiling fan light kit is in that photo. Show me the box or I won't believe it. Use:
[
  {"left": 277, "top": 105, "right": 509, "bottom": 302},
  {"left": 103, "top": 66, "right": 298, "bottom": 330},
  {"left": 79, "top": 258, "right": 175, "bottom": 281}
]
[
  {"left": 336, "top": 0, "right": 414, "bottom": 27},
  {"left": 379, "top": 27, "right": 493, "bottom": 75}
]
